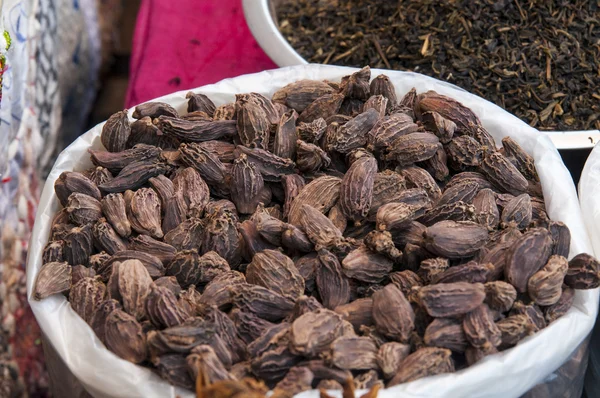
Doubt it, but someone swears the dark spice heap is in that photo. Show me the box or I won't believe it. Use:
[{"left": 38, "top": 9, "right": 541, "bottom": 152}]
[
  {"left": 277, "top": 0, "right": 600, "bottom": 131},
  {"left": 35, "top": 66, "right": 600, "bottom": 396}
]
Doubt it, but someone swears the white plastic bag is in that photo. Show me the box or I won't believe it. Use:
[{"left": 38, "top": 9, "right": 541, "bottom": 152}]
[
  {"left": 26, "top": 64, "right": 599, "bottom": 398},
  {"left": 578, "top": 142, "right": 600, "bottom": 398}
]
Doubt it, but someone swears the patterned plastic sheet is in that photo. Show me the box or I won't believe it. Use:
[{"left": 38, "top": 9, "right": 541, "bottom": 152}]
[{"left": 0, "top": 0, "right": 101, "bottom": 395}]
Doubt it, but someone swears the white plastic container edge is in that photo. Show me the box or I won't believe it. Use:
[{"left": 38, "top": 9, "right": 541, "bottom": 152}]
[
  {"left": 26, "top": 64, "right": 599, "bottom": 398},
  {"left": 578, "top": 143, "right": 600, "bottom": 398}
]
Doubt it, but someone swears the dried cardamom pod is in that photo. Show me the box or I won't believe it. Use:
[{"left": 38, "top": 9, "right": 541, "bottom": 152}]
[
  {"left": 339, "top": 66, "right": 371, "bottom": 100},
  {"left": 33, "top": 261, "right": 72, "bottom": 300},
  {"left": 153, "top": 354, "right": 194, "bottom": 390},
  {"left": 376, "top": 342, "right": 410, "bottom": 380},
  {"left": 171, "top": 167, "right": 210, "bottom": 216},
  {"left": 463, "top": 304, "right": 501, "bottom": 349},
  {"left": 154, "top": 276, "right": 182, "bottom": 296},
  {"left": 146, "top": 317, "right": 216, "bottom": 359},
  {"left": 108, "top": 259, "right": 153, "bottom": 320},
  {"left": 445, "top": 135, "right": 483, "bottom": 170},
  {"left": 250, "top": 338, "right": 301, "bottom": 383},
  {"left": 505, "top": 228, "right": 553, "bottom": 292},
  {"left": 133, "top": 102, "right": 178, "bottom": 119},
  {"left": 420, "top": 111, "right": 456, "bottom": 144},
  {"left": 90, "top": 298, "right": 121, "bottom": 344},
  {"left": 70, "top": 276, "right": 106, "bottom": 324},
  {"left": 424, "top": 317, "right": 468, "bottom": 353},
  {"left": 126, "top": 188, "right": 163, "bottom": 238},
  {"left": 272, "top": 366, "right": 314, "bottom": 398},
  {"left": 234, "top": 145, "right": 296, "bottom": 182},
  {"left": 101, "top": 193, "right": 131, "bottom": 237},
  {"left": 342, "top": 246, "right": 393, "bottom": 284},
  {"left": 296, "top": 140, "right": 331, "bottom": 173},
  {"left": 500, "top": 193, "right": 532, "bottom": 229},
  {"left": 179, "top": 142, "right": 230, "bottom": 194},
  {"left": 420, "top": 146, "right": 449, "bottom": 181},
  {"left": 199, "top": 271, "right": 246, "bottom": 311},
  {"left": 240, "top": 220, "right": 276, "bottom": 260},
  {"left": 472, "top": 188, "right": 500, "bottom": 230},
  {"left": 528, "top": 255, "right": 568, "bottom": 306},
  {"left": 327, "top": 336, "right": 378, "bottom": 370},
  {"left": 232, "top": 284, "right": 294, "bottom": 322},
  {"left": 166, "top": 250, "right": 201, "bottom": 288},
  {"left": 272, "top": 110, "right": 298, "bottom": 159},
  {"left": 213, "top": 103, "right": 235, "bottom": 120},
  {"left": 370, "top": 74, "right": 397, "bottom": 112},
  {"left": 297, "top": 118, "right": 326, "bottom": 144},
  {"left": 389, "top": 271, "right": 423, "bottom": 297},
  {"left": 42, "top": 241, "right": 64, "bottom": 264},
  {"left": 246, "top": 249, "right": 305, "bottom": 299},
  {"left": 424, "top": 220, "right": 488, "bottom": 258},
  {"left": 432, "top": 261, "right": 492, "bottom": 284},
  {"left": 129, "top": 235, "right": 177, "bottom": 265},
  {"left": 339, "top": 156, "right": 377, "bottom": 222},
  {"left": 548, "top": 221, "right": 571, "bottom": 258},
  {"left": 290, "top": 308, "right": 345, "bottom": 356},
  {"left": 288, "top": 176, "right": 341, "bottom": 226},
  {"left": 510, "top": 301, "right": 546, "bottom": 332},
  {"left": 326, "top": 108, "right": 380, "bottom": 153},
  {"left": 64, "top": 224, "right": 93, "bottom": 266},
  {"left": 101, "top": 110, "right": 131, "bottom": 152},
  {"left": 399, "top": 166, "right": 442, "bottom": 202},
  {"left": 388, "top": 347, "right": 454, "bottom": 386},
  {"left": 484, "top": 281, "right": 517, "bottom": 313},
  {"left": 272, "top": 80, "right": 335, "bottom": 112},
  {"left": 66, "top": 193, "right": 103, "bottom": 226},
  {"left": 84, "top": 166, "right": 114, "bottom": 185},
  {"left": 372, "top": 284, "right": 414, "bottom": 343},
  {"left": 230, "top": 309, "right": 275, "bottom": 345},
  {"left": 564, "top": 253, "right": 600, "bottom": 289},
  {"left": 363, "top": 230, "right": 402, "bottom": 261},
  {"left": 202, "top": 210, "right": 242, "bottom": 268},
  {"left": 367, "top": 113, "right": 418, "bottom": 153},
  {"left": 230, "top": 154, "right": 264, "bottom": 214},
  {"left": 92, "top": 218, "right": 127, "bottom": 255},
  {"left": 465, "top": 345, "right": 498, "bottom": 366},
  {"left": 418, "top": 282, "right": 486, "bottom": 317},
  {"left": 89, "top": 251, "right": 110, "bottom": 273},
  {"left": 363, "top": 95, "right": 388, "bottom": 118},
  {"left": 196, "top": 140, "right": 236, "bottom": 163},
  {"left": 157, "top": 115, "right": 237, "bottom": 142},
  {"left": 105, "top": 308, "right": 147, "bottom": 363},
  {"left": 299, "top": 204, "right": 345, "bottom": 251},
  {"left": 543, "top": 287, "right": 575, "bottom": 324},
  {"left": 386, "top": 132, "right": 441, "bottom": 166},
  {"left": 317, "top": 249, "right": 351, "bottom": 309},
  {"left": 98, "top": 159, "right": 169, "bottom": 194},
  {"left": 417, "top": 258, "right": 449, "bottom": 284},
  {"left": 377, "top": 201, "right": 430, "bottom": 231},
  {"left": 502, "top": 136, "right": 538, "bottom": 182},
  {"left": 235, "top": 93, "right": 271, "bottom": 149},
  {"left": 480, "top": 150, "right": 528, "bottom": 195},
  {"left": 496, "top": 314, "right": 535, "bottom": 349},
  {"left": 69, "top": 265, "right": 95, "bottom": 289},
  {"left": 418, "top": 201, "right": 477, "bottom": 226},
  {"left": 298, "top": 92, "right": 345, "bottom": 124},
  {"left": 332, "top": 298, "right": 373, "bottom": 331},
  {"left": 187, "top": 92, "right": 216, "bottom": 116},
  {"left": 91, "top": 144, "right": 161, "bottom": 179},
  {"left": 145, "top": 284, "right": 188, "bottom": 328},
  {"left": 163, "top": 217, "right": 204, "bottom": 251}
]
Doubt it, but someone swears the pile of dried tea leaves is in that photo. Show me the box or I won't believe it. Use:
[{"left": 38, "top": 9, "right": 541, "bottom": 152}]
[
  {"left": 277, "top": 0, "right": 600, "bottom": 131},
  {"left": 34, "top": 66, "right": 600, "bottom": 395}
]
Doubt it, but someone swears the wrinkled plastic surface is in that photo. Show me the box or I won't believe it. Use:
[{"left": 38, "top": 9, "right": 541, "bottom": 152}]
[
  {"left": 27, "top": 64, "right": 598, "bottom": 398},
  {"left": 579, "top": 143, "right": 600, "bottom": 398}
]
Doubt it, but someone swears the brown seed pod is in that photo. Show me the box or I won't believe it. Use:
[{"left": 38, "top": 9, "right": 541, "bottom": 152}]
[
  {"left": 528, "top": 255, "right": 568, "bottom": 306},
  {"left": 372, "top": 284, "right": 415, "bottom": 343},
  {"left": 339, "top": 156, "right": 377, "bottom": 222},
  {"left": 504, "top": 228, "right": 553, "bottom": 292},
  {"left": 424, "top": 221, "right": 489, "bottom": 258},
  {"left": 370, "top": 74, "right": 397, "bottom": 112},
  {"left": 33, "top": 261, "right": 72, "bottom": 300},
  {"left": 272, "top": 79, "right": 335, "bottom": 112},
  {"left": 564, "top": 253, "right": 600, "bottom": 289},
  {"left": 101, "top": 110, "right": 131, "bottom": 152},
  {"left": 246, "top": 249, "right": 305, "bottom": 299},
  {"left": 388, "top": 347, "right": 454, "bottom": 386},
  {"left": 418, "top": 282, "right": 486, "bottom": 318}
]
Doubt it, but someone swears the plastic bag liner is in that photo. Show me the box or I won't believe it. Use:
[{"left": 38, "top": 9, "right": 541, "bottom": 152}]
[
  {"left": 26, "top": 64, "right": 598, "bottom": 398},
  {"left": 578, "top": 143, "right": 600, "bottom": 398}
]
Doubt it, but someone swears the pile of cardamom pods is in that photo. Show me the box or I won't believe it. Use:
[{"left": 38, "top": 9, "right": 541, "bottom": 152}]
[{"left": 34, "top": 66, "right": 600, "bottom": 396}]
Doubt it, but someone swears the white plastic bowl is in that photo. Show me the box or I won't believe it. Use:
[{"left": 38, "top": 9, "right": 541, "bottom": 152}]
[{"left": 242, "top": 0, "right": 600, "bottom": 151}]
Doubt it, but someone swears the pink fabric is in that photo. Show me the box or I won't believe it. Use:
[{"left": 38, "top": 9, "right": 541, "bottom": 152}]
[{"left": 126, "top": 0, "right": 277, "bottom": 108}]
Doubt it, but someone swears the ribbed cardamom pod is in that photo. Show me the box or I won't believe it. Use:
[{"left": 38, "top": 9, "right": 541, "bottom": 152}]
[
  {"left": 289, "top": 308, "right": 345, "bottom": 357},
  {"left": 127, "top": 188, "right": 163, "bottom": 239},
  {"left": 298, "top": 93, "right": 344, "bottom": 124},
  {"left": 163, "top": 217, "right": 205, "bottom": 251},
  {"left": 288, "top": 176, "right": 341, "bottom": 226},
  {"left": 129, "top": 235, "right": 177, "bottom": 265},
  {"left": 179, "top": 142, "right": 229, "bottom": 187},
  {"left": 296, "top": 140, "right": 331, "bottom": 173},
  {"left": 326, "top": 108, "right": 380, "bottom": 154},
  {"left": 420, "top": 111, "right": 456, "bottom": 144},
  {"left": 231, "top": 154, "right": 264, "bottom": 214},
  {"left": 166, "top": 250, "right": 201, "bottom": 288},
  {"left": 145, "top": 284, "right": 188, "bottom": 328},
  {"left": 196, "top": 251, "right": 230, "bottom": 285},
  {"left": 98, "top": 159, "right": 169, "bottom": 194},
  {"left": 246, "top": 249, "right": 305, "bottom": 299},
  {"left": 418, "top": 282, "right": 486, "bottom": 318},
  {"left": 92, "top": 218, "right": 127, "bottom": 255},
  {"left": 377, "top": 342, "right": 410, "bottom": 380},
  {"left": 101, "top": 193, "right": 132, "bottom": 237},
  {"left": 316, "top": 249, "right": 351, "bottom": 310},
  {"left": 235, "top": 93, "right": 271, "bottom": 149},
  {"left": 70, "top": 276, "right": 107, "bottom": 324},
  {"left": 424, "top": 318, "right": 468, "bottom": 353},
  {"left": 64, "top": 224, "right": 93, "bottom": 266},
  {"left": 186, "top": 345, "right": 233, "bottom": 385},
  {"left": 386, "top": 132, "right": 441, "bottom": 166},
  {"left": 202, "top": 210, "right": 242, "bottom": 268},
  {"left": 272, "top": 79, "right": 335, "bottom": 112},
  {"left": 363, "top": 95, "right": 388, "bottom": 118},
  {"left": 463, "top": 304, "right": 501, "bottom": 349},
  {"left": 425, "top": 221, "right": 489, "bottom": 258},
  {"left": 232, "top": 284, "right": 295, "bottom": 322},
  {"left": 564, "top": 253, "right": 600, "bottom": 289},
  {"left": 172, "top": 167, "right": 210, "bottom": 216},
  {"left": 90, "top": 299, "right": 121, "bottom": 344},
  {"left": 480, "top": 150, "right": 528, "bottom": 195},
  {"left": 500, "top": 193, "right": 532, "bottom": 229},
  {"left": 108, "top": 259, "right": 153, "bottom": 320},
  {"left": 33, "top": 261, "right": 72, "bottom": 300},
  {"left": 89, "top": 144, "right": 162, "bottom": 174},
  {"left": 399, "top": 166, "right": 442, "bottom": 202},
  {"left": 296, "top": 117, "right": 326, "bottom": 144},
  {"left": 528, "top": 255, "right": 568, "bottom": 306},
  {"left": 367, "top": 113, "right": 418, "bottom": 153},
  {"left": 372, "top": 284, "right": 414, "bottom": 343},
  {"left": 157, "top": 115, "right": 237, "bottom": 142},
  {"left": 66, "top": 193, "right": 103, "bottom": 226},
  {"left": 213, "top": 103, "right": 235, "bottom": 120},
  {"left": 186, "top": 92, "right": 216, "bottom": 116},
  {"left": 369, "top": 74, "right": 397, "bottom": 112},
  {"left": 71, "top": 265, "right": 96, "bottom": 286},
  {"left": 504, "top": 228, "right": 553, "bottom": 292},
  {"left": 340, "top": 66, "right": 371, "bottom": 100},
  {"left": 101, "top": 110, "right": 131, "bottom": 152},
  {"left": 233, "top": 145, "right": 296, "bottom": 182},
  {"left": 133, "top": 102, "right": 178, "bottom": 119},
  {"left": 388, "top": 347, "right": 454, "bottom": 386},
  {"left": 339, "top": 156, "right": 377, "bottom": 222},
  {"left": 42, "top": 241, "right": 65, "bottom": 264},
  {"left": 105, "top": 309, "right": 147, "bottom": 363},
  {"left": 342, "top": 246, "right": 393, "bottom": 284},
  {"left": 84, "top": 166, "right": 113, "bottom": 186},
  {"left": 199, "top": 271, "right": 246, "bottom": 311}
]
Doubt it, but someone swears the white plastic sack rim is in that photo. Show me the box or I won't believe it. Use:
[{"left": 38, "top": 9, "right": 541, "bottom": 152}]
[{"left": 27, "top": 64, "right": 599, "bottom": 398}]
